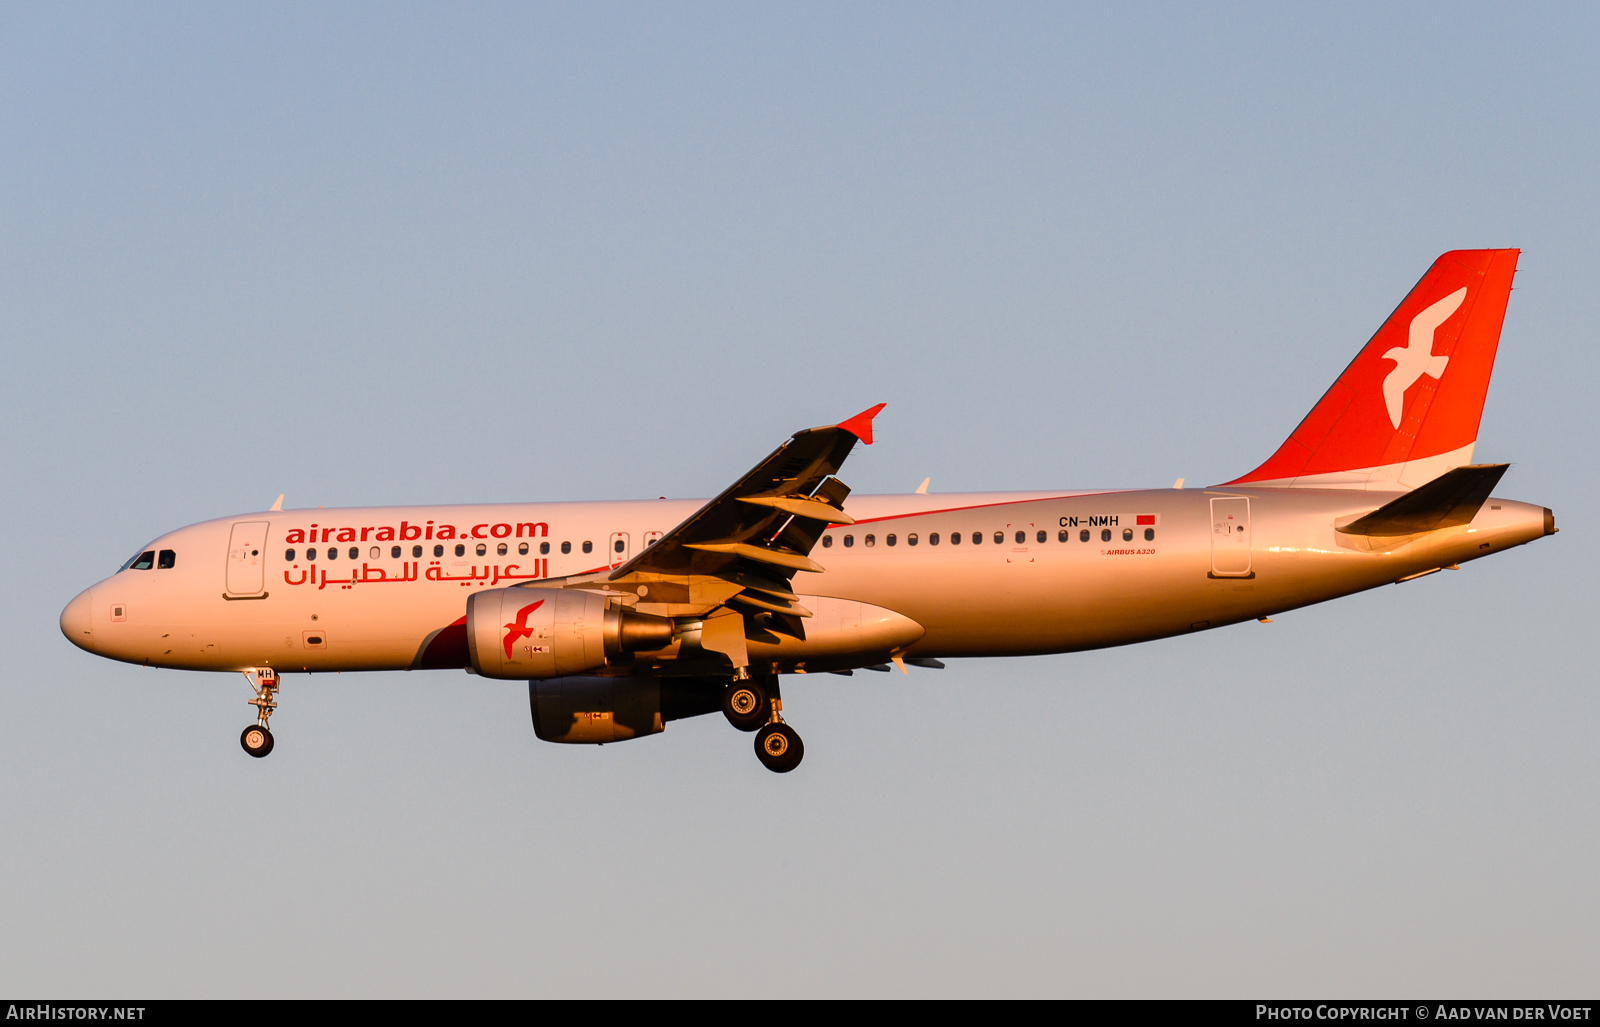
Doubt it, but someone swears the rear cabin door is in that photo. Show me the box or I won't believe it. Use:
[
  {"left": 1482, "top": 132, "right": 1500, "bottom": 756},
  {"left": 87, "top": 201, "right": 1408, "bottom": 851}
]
[
  {"left": 226, "top": 521, "right": 270, "bottom": 596},
  {"left": 1209, "top": 497, "right": 1252, "bottom": 577}
]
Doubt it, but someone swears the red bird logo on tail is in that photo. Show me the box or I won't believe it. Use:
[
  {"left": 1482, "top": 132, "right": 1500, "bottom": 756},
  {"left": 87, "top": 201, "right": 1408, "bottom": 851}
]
[{"left": 503, "top": 600, "right": 545, "bottom": 659}]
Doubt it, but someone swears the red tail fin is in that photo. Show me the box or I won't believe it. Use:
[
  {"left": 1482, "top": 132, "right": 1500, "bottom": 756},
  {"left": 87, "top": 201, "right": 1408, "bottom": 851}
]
[{"left": 1225, "top": 248, "right": 1520, "bottom": 490}]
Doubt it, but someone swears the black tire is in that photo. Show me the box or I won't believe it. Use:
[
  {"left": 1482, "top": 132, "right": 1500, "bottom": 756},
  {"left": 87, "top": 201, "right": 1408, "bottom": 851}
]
[
  {"left": 241, "top": 724, "right": 274, "bottom": 758},
  {"left": 754, "top": 723, "right": 804, "bottom": 773},
  {"left": 721, "top": 679, "right": 768, "bottom": 732}
]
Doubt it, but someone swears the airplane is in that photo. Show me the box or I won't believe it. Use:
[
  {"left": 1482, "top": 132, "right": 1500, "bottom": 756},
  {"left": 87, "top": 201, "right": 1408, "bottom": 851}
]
[{"left": 60, "top": 248, "right": 1554, "bottom": 772}]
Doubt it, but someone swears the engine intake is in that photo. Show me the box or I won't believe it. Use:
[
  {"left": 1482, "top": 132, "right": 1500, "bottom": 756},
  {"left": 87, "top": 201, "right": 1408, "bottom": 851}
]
[{"left": 465, "top": 587, "right": 674, "bottom": 680}]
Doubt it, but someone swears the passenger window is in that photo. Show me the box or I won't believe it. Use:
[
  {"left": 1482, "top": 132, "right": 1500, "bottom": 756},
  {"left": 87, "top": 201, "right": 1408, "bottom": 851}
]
[
  {"left": 1144, "top": 528, "right": 1155, "bottom": 542},
  {"left": 131, "top": 551, "right": 156, "bottom": 570},
  {"left": 844, "top": 535, "right": 854, "bottom": 548},
  {"left": 822, "top": 535, "right": 833, "bottom": 548},
  {"left": 907, "top": 534, "right": 918, "bottom": 546},
  {"left": 327, "top": 547, "right": 338, "bottom": 561},
  {"left": 433, "top": 545, "right": 444, "bottom": 558},
  {"left": 392, "top": 546, "right": 402, "bottom": 559},
  {"left": 498, "top": 543, "right": 508, "bottom": 556},
  {"left": 308, "top": 548, "right": 318, "bottom": 560},
  {"left": 865, "top": 534, "right": 875, "bottom": 547},
  {"left": 518, "top": 542, "right": 529, "bottom": 555},
  {"left": 972, "top": 532, "right": 982, "bottom": 545},
  {"left": 348, "top": 547, "right": 359, "bottom": 560},
  {"left": 1101, "top": 529, "right": 1111, "bottom": 542},
  {"left": 995, "top": 532, "right": 1004, "bottom": 544},
  {"left": 476, "top": 543, "right": 487, "bottom": 557},
  {"left": 1122, "top": 529, "right": 1133, "bottom": 542},
  {"left": 886, "top": 534, "right": 896, "bottom": 547},
  {"left": 455, "top": 544, "right": 466, "bottom": 557},
  {"left": 370, "top": 547, "right": 380, "bottom": 560},
  {"left": 950, "top": 532, "right": 960, "bottom": 545},
  {"left": 285, "top": 549, "right": 296, "bottom": 562},
  {"left": 561, "top": 542, "right": 571, "bottom": 555},
  {"left": 1080, "top": 530, "right": 1090, "bottom": 543},
  {"left": 541, "top": 542, "right": 551, "bottom": 555},
  {"left": 1058, "top": 530, "right": 1068, "bottom": 543},
  {"left": 582, "top": 541, "right": 593, "bottom": 554},
  {"left": 158, "top": 550, "right": 176, "bottom": 569},
  {"left": 929, "top": 533, "right": 940, "bottom": 545},
  {"left": 1036, "top": 531, "right": 1046, "bottom": 544},
  {"left": 1016, "top": 531, "right": 1026, "bottom": 544}
]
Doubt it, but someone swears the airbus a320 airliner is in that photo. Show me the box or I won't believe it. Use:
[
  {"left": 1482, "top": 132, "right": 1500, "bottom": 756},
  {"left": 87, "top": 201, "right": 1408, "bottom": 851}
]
[{"left": 61, "top": 249, "right": 1554, "bottom": 772}]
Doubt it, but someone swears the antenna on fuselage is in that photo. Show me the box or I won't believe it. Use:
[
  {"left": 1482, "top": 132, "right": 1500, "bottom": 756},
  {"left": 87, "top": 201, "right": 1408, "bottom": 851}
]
[{"left": 270, "top": 494, "right": 283, "bottom": 511}]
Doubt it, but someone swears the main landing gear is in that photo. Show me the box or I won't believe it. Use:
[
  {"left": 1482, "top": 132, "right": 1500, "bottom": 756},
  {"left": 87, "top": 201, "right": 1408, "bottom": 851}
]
[
  {"left": 721, "top": 675, "right": 769, "bottom": 732},
  {"left": 724, "top": 672, "right": 803, "bottom": 773},
  {"left": 241, "top": 668, "right": 278, "bottom": 758}
]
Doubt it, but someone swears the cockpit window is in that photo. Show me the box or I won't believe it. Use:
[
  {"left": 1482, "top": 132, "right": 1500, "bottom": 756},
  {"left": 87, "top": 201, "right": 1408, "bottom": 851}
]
[
  {"left": 128, "top": 551, "right": 156, "bottom": 571},
  {"left": 157, "top": 550, "right": 176, "bottom": 569}
]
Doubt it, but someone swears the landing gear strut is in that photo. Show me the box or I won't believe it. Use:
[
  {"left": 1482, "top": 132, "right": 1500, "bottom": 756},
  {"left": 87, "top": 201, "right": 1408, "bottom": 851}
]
[
  {"left": 241, "top": 668, "right": 278, "bottom": 758},
  {"left": 730, "top": 672, "right": 803, "bottom": 773}
]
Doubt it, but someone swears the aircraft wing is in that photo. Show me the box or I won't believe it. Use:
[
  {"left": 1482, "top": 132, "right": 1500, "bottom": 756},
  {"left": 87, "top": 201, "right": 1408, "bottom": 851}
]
[{"left": 604, "top": 405, "right": 884, "bottom": 601}]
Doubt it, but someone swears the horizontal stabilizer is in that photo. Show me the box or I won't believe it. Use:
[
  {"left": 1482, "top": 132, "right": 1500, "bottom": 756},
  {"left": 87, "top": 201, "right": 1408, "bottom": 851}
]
[{"left": 1337, "top": 464, "right": 1508, "bottom": 537}]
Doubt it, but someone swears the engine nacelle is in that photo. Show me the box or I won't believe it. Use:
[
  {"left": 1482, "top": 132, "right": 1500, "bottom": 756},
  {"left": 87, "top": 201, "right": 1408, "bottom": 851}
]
[
  {"left": 466, "top": 587, "right": 674, "bottom": 680},
  {"left": 529, "top": 675, "right": 722, "bottom": 744}
]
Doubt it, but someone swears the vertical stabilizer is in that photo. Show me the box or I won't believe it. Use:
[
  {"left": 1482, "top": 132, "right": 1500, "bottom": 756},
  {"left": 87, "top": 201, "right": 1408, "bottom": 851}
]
[{"left": 1225, "top": 249, "right": 1519, "bottom": 490}]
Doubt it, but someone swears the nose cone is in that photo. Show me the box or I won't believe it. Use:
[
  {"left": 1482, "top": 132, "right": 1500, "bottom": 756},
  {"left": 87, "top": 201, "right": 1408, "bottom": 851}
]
[{"left": 60, "top": 588, "right": 95, "bottom": 652}]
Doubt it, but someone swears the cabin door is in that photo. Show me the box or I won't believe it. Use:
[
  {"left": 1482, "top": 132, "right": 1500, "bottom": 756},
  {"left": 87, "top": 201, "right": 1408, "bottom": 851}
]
[
  {"left": 1209, "top": 498, "right": 1252, "bottom": 577},
  {"left": 226, "top": 521, "right": 271, "bottom": 596}
]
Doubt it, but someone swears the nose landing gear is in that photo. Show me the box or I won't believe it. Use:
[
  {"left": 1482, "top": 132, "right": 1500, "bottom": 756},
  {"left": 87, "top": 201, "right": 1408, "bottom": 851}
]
[
  {"left": 241, "top": 723, "right": 274, "bottom": 757},
  {"left": 241, "top": 668, "right": 279, "bottom": 758}
]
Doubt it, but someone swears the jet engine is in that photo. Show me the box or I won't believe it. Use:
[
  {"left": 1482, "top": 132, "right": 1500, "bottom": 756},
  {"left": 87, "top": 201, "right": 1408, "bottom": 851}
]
[
  {"left": 465, "top": 587, "right": 674, "bottom": 680},
  {"left": 528, "top": 674, "right": 722, "bottom": 744}
]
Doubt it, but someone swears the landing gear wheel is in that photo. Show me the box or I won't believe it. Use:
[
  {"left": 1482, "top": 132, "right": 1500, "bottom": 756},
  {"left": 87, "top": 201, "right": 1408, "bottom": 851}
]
[
  {"left": 241, "top": 724, "right": 274, "bottom": 758},
  {"left": 754, "top": 723, "right": 804, "bottom": 773},
  {"left": 722, "top": 679, "right": 769, "bottom": 732}
]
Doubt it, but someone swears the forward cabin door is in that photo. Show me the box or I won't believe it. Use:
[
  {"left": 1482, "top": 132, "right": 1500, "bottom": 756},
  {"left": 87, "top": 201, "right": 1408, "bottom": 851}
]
[
  {"left": 1209, "top": 497, "right": 1252, "bottom": 577},
  {"left": 226, "top": 521, "right": 270, "bottom": 597}
]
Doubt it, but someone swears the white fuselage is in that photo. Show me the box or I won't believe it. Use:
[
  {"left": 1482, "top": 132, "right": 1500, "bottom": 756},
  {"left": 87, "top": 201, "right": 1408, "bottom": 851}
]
[{"left": 61, "top": 487, "right": 1551, "bottom": 676}]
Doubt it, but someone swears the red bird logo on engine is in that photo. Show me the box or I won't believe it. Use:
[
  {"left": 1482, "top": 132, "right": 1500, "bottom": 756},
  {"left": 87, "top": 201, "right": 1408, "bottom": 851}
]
[{"left": 503, "top": 600, "right": 545, "bottom": 659}]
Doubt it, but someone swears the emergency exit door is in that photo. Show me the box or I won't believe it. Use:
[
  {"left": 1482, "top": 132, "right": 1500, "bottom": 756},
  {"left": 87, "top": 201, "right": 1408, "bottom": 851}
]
[{"left": 608, "top": 532, "right": 630, "bottom": 570}]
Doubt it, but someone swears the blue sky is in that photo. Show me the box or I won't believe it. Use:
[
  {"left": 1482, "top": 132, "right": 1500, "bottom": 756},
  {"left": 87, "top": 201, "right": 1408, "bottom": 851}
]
[{"left": 2, "top": 3, "right": 1596, "bottom": 996}]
